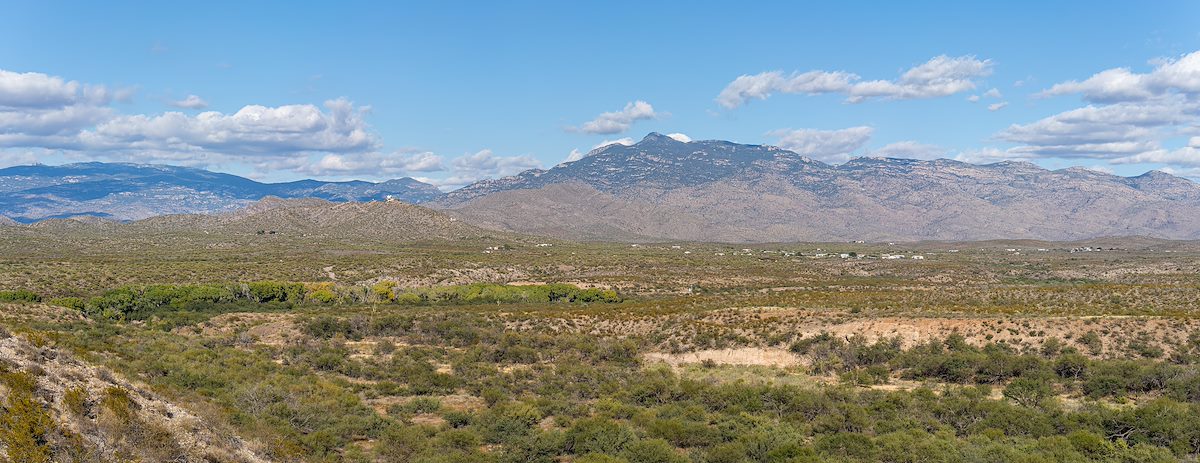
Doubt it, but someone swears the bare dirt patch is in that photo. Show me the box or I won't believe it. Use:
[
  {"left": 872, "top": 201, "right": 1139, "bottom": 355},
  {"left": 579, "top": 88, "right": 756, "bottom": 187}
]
[
  {"left": 179, "top": 312, "right": 300, "bottom": 346},
  {"left": 0, "top": 302, "right": 87, "bottom": 325},
  {"left": 644, "top": 347, "right": 800, "bottom": 367}
]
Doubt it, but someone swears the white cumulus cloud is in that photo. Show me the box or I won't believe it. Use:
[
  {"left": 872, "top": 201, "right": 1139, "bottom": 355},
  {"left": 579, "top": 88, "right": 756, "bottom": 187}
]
[
  {"left": 996, "top": 96, "right": 1196, "bottom": 159},
  {"left": 769, "top": 126, "right": 874, "bottom": 163},
  {"left": 0, "top": 68, "right": 555, "bottom": 184},
  {"left": 1040, "top": 50, "right": 1200, "bottom": 102},
  {"left": 869, "top": 141, "right": 947, "bottom": 160},
  {"left": 0, "top": 69, "right": 110, "bottom": 109},
  {"left": 169, "top": 94, "right": 209, "bottom": 109},
  {"left": 562, "top": 137, "right": 642, "bottom": 164},
  {"left": 563, "top": 149, "right": 586, "bottom": 163},
  {"left": 1111, "top": 137, "right": 1200, "bottom": 167},
  {"left": 953, "top": 147, "right": 1036, "bottom": 164},
  {"left": 438, "top": 149, "right": 542, "bottom": 188},
  {"left": 1159, "top": 166, "right": 1200, "bottom": 179},
  {"left": 0, "top": 148, "right": 42, "bottom": 168},
  {"left": 77, "top": 98, "right": 378, "bottom": 157},
  {"left": 303, "top": 150, "right": 445, "bottom": 177},
  {"left": 984, "top": 51, "right": 1200, "bottom": 172},
  {"left": 717, "top": 55, "right": 992, "bottom": 108},
  {"left": 592, "top": 138, "right": 635, "bottom": 149},
  {"left": 0, "top": 69, "right": 431, "bottom": 179},
  {"left": 845, "top": 55, "right": 993, "bottom": 103},
  {"left": 0, "top": 69, "right": 113, "bottom": 137},
  {"left": 573, "top": 101, "right": 658, "bottom": 134},
  {"left": 716, "top": 70, "right": 856, "bottom": 108}
]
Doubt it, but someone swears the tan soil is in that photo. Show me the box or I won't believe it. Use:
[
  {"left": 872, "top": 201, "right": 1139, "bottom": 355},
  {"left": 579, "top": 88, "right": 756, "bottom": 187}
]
[{"left": 644, "top": 347, "right": 801, "bottom": 367}]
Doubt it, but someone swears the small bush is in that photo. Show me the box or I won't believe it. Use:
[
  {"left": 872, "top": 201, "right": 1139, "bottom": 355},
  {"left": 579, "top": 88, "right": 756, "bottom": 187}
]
[
  {"left": 1078, "top": 331, "right": 1103, "bottom": 355},
  {"left": 1003, "top": 376, "right": 1053, "bottom": 407},
  {"left": 302, "top": 316, "right": 353, "bottom": 339},
  {"left": 48, "top": 297, "right": 85, "bottom": 310},
  {"left": 0, "top": 372, "right": 53, "bottom": 463},
  {"left": 0, "top": 289, "right": 41, "bottom": 303},
  {"left": 63, "top": 387, "right": 89, "bottom": 417},
  {"left": 406, "top": 397, "right": 443, "bottom": 414},
  {"left": 99, "top": 387, "right": 137, "bottom": 420}
]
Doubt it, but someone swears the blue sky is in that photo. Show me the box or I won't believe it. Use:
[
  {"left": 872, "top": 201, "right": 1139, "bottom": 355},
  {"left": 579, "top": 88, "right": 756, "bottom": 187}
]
[{"left": 2, "top": 1, "right": 1199, "bottom": 188}]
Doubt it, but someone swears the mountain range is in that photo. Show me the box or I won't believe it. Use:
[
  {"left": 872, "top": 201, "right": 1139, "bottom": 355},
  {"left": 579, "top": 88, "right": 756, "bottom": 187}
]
[
  {"left": 434, "top": 133, "right": 1200, "bottom": 242},
  {"left": 5, "top": 133, "right": 1200, "bottom": 242},
  {"left": 0, "top": 162, "right": 442, "bottom": 222}
]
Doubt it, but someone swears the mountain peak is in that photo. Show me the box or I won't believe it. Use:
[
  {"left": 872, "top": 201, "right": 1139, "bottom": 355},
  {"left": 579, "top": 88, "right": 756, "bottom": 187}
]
[
  {"left": 638, "top": 132, "right": 683, "bottom": 145},
  {"left": 1137, "top": 170, "right": 1176, "bottom": 180}
]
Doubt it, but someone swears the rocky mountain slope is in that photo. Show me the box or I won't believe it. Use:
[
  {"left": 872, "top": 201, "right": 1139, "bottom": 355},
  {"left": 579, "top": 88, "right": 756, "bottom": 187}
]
[
  {"left": 0, "top": 162, "right": 443, "bottom": 222},
  {"left": 141, "top": 197, "right": 493, "bottom": 240},
  {"left": 435, "top": 133, "right": 1200, "bottom": 242}
]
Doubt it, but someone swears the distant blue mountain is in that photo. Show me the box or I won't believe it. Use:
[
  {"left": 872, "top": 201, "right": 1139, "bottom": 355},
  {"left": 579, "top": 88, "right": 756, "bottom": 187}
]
[{"left": 0, "top": 162, "right": 444, "bottom": 222}]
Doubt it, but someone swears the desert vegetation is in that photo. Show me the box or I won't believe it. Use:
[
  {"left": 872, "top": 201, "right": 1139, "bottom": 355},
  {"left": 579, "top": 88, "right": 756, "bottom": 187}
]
[{"left": 1, "top": 233, "right": 1199, "bottom": 461}]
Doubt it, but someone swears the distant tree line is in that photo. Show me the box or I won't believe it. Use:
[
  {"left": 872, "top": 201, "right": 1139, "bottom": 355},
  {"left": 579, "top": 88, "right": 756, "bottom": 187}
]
[
  {"left": 372, "top": 281, "right": 621, "bottom": 305},
  {"left": 0, "top": 281, "right": 622, "bottom": 321}
]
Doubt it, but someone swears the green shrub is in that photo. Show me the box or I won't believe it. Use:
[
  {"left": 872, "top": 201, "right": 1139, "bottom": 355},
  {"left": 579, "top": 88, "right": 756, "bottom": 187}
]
[
  {"left": 1053, "top": 353, "right": 1088, "bottom": 379},
  {"left": 1066, "top": 430, "right": 1113, "bottom": 458},
  {"left": 307, "top": 289, "right": 337, "bottom": 304},
  {"left": 406, "top": 397, "right": 443, "bottom": 414},
  {"left": 246, "top": 281, "right": 305, "bottom": 303},
  {"left": 302, "top": 316, "right": 353, "bottom": 339},
  {"left": 63, "top": 387, "right": 88, "bottom": 417},
  {"left": 395, "top": 292, "right": 423, "bottom": 305},
  {"left": 481, "top": 402, "right": 542, "bottom": 443},
  {"left": 814, "top": 432, "right": 877, "bottom": 460},
  {"left": 0, "top": 289, "right": 41, "bottom": 303},
  {"left": 567, "top": 417, "right": 637, "bottom": 455},
  {"left": 377, "top": 426, "right": 428, "bottom": 461},
  {"left": 621, "top": 438, "right": 687, "bottom": 463},
  {"left": 99, "top": 387, "right": 137, "bottom": 420},
  {"left": 1077, "top": 331, "right": 1103, "bottom": 355},
  {"left": 576, "top": 454, "right": 629, "bottom": 463},
  {"left": 0, "top": 372, "right": 53, "bottom": 463},
  {"left": 48, "top": 297, "right": 85, "bottom": 310},
  {"left": 372, "top": 281, "right": 397, "bottom": 302},
  {"left": 443, "top": 410, "right": 473, "bottom": 428},
  {"left": 1003, "top": 376, "right": 1053, "bottom": 407}
]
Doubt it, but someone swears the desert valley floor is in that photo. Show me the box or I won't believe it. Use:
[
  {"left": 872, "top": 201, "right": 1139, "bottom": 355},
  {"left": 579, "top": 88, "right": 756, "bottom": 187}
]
[{"left": 1, "top": 212, "right": 1199, "bottom": 462}]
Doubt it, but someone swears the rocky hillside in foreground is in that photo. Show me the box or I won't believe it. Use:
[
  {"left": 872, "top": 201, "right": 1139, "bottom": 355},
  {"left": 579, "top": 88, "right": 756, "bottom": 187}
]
[
  {"left": 433, "top": 133, "right": 1200, "bottom": 242},
  {"left": 0, "top": 317, "right": 270, "bottom": 462},
  {"left": 0, "top": 162, "right": 444, "bottom": 222}
]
